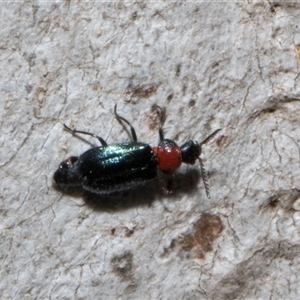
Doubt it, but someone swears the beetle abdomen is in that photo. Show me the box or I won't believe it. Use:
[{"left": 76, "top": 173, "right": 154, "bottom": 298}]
[{"left": 76, "top": 142, "right": 158, "bottom": 195}]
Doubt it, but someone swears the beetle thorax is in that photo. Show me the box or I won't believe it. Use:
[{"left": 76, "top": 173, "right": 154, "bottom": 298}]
[{"left": 152, "top": 139, "right": 182, "bottom": 173}]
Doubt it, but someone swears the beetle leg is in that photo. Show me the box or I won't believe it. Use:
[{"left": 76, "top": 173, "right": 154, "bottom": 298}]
[
  {"left": 114, "top": 104, "right": 138, "bottom": 142},
  {"left": 157, "top": 170, "right": 173, "bottom": 195},
  {"left": 152, "top": 104, "right": 166, "bottom": 141},
  {"left": 63, "top": 124, "right": 108, "bottom": 146}
]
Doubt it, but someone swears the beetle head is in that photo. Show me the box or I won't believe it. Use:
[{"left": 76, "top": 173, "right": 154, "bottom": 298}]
[{"left": 180, "top": 140, "right": 201, "bottom": 165}]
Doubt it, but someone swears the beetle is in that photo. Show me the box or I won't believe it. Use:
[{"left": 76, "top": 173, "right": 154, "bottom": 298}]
[{"left": 53, "top": 105, "right": 220, "bottom": 198}]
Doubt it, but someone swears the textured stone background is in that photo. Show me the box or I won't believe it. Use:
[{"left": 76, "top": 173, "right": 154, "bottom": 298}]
[{"left": 1, "top": 2, "right": 300, "bottom": 299}]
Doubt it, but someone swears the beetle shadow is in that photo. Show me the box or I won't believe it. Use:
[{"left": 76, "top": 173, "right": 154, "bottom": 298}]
[
  {"left": 81, "top": 168, "right": 202, "bottom": 212},
  {"left": 53, "top": 169, "right": 203, "bottom": 211},
  {"left": 53, "top": 184, "right": 85, "bottom": 199}
]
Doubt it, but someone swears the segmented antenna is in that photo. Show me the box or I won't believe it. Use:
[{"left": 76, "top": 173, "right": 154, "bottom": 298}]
[
  {"left": 199, "top": 128, "right": 221, "bottom": 199},
  {"left": 200, "top": 128, "right": 221, "bottom": 146},
  {"left": 198, "top": 157, "right": 210, "bottom": 198}
]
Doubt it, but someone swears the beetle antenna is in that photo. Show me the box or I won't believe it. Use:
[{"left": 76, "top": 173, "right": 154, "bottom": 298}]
[
  {"left": 198, "top": 128, "right": 221, "bottom": 199},
  {"left": 198, "top": 156, "right": 210, "bottom": 199},
  {"left": 200, "top": 128, "right": 221, "bottom": 146}
]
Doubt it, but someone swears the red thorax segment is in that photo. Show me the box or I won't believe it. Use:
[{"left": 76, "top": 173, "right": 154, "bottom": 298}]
[{"left": 152, "top": 139, "right": 182, "bottom": 172}]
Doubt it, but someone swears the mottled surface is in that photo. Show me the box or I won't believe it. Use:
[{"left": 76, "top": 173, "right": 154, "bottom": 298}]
[{"left": 1, "top": 2, "right": 300, "bottom": 299}]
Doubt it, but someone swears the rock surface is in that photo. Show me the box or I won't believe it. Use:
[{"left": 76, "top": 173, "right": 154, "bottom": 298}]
[{"left": 1, "top": 2, "right": 300, "bottom": 299}]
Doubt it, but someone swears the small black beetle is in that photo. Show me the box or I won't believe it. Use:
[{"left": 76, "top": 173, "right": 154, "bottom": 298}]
[{"left": 53, "top": 105, "right": 220, "bottom": 198}]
